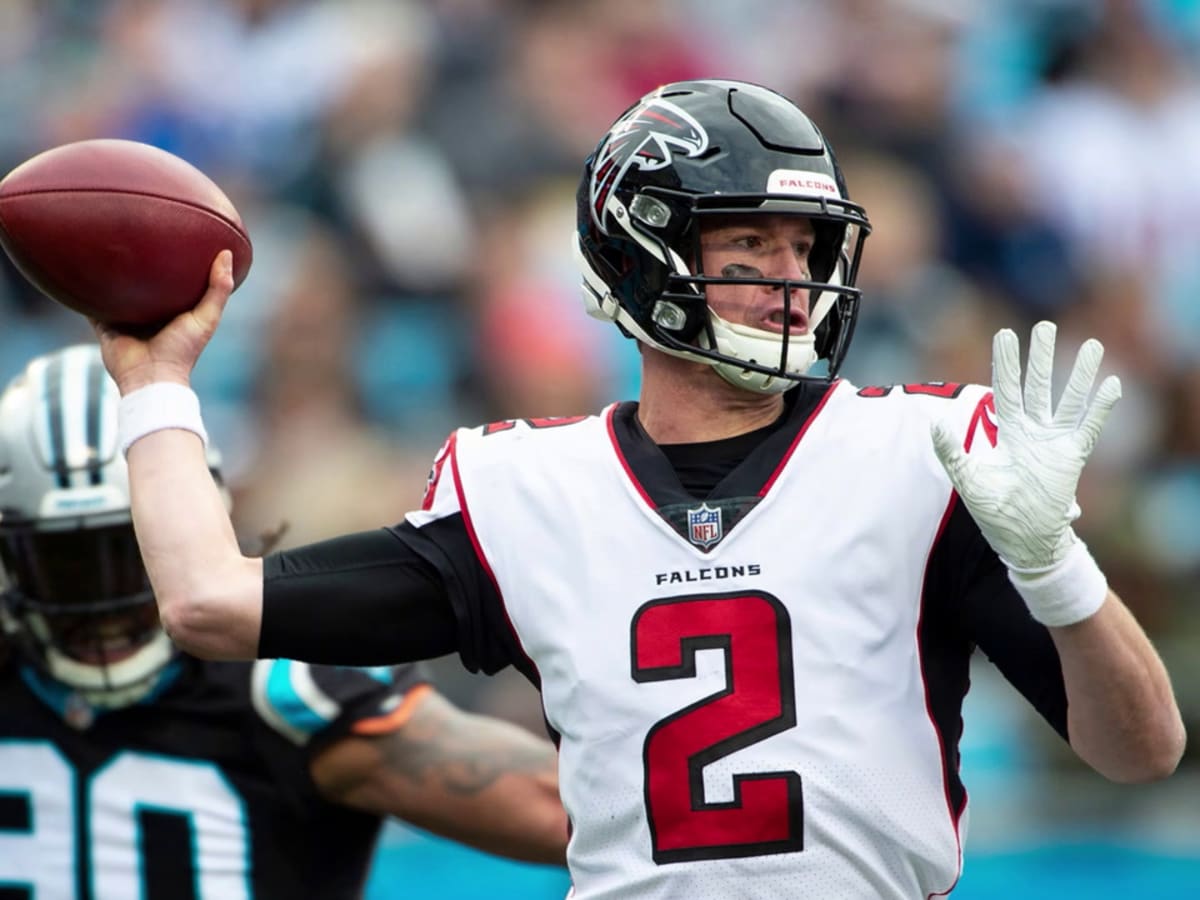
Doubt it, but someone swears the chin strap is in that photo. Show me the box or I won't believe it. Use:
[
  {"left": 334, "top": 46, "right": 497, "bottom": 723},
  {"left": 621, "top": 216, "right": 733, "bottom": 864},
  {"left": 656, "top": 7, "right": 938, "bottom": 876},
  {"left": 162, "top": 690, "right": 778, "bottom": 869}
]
[{"left": 43, "top": 628, "right": 175, "bottom": 709}]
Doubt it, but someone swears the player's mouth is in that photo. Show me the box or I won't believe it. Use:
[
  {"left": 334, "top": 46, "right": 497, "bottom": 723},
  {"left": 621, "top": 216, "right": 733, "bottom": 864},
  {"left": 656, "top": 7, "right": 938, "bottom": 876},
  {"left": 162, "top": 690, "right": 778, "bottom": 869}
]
[
  {"left": 757, "top": 306, "right": 808, "bottom": 335},
  {"left": 64, "top": 635, "right": 143, "bottom": 665}
]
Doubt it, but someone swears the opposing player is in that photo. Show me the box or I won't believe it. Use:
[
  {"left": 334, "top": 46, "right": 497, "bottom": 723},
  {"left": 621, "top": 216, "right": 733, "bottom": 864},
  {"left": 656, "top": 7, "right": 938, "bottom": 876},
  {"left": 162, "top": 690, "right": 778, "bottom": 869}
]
[
  {"left": 91, "top": 80, "right": 1184, "bottom": 898},
  {"left": 0, "top": 345, "right": 566, "bottom": 898}
]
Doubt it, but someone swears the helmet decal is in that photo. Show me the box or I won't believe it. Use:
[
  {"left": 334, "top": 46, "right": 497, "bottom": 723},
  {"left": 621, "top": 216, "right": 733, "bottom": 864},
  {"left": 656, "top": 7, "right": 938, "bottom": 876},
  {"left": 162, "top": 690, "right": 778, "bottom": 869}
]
[
  {"left": 589, "top": 97, "right": 709, "bottom": 229},
  {"left": 35, "top": 343, "right": 111, "bottom": 489},
  {"left": 765, "top": 169, "right": 841, "bottom": 199}
]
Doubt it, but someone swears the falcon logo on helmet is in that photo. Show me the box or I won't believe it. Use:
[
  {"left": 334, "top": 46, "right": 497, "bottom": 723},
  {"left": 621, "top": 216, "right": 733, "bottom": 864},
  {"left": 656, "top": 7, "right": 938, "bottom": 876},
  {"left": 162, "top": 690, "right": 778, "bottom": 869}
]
[{"left": 589, "top": 97, "right": 709, "bottom": 229}]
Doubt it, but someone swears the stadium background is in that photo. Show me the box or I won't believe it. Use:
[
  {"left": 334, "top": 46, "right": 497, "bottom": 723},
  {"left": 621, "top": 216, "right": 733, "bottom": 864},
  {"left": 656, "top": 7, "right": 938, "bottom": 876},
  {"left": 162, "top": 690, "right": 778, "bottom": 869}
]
[{"left": 1, "top": 1, "right": 1197, "bottom": 896}]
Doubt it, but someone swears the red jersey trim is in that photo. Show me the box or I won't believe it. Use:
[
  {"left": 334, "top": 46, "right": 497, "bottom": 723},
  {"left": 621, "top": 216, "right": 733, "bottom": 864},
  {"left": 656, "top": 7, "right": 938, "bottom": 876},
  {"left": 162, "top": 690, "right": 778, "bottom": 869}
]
[
  {"left": 758, "top": 379, "right": 842, "bottom": 497},
  {"left": 916, "top": 492, "right": 966, "bottom": 899},
  {"left": 605, "top": 402, "right": 656, "bottom": 508},
  {"left": 449, "top": 433, "right": 541, "bottom": 680}
]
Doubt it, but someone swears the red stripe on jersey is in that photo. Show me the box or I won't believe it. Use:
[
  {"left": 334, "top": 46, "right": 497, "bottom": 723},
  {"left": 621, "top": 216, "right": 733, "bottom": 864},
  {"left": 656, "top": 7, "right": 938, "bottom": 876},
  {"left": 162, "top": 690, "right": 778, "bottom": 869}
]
[
  {"left": 917, "top": 493, "right": 966, "bottom": 899},
  {"left": 963, "top": 392, "right": 998, "bottom": 453},
  {"left": 421, "top": 433, "right": 456, "bottom": 510},
  {"left": 605, "top": 403, "right": 656, "bottom": 508},
  {"left": 449, "top": 436, "right": 541, "bottom": 679},
  {"left": 759, "top": 380, "right": 841, "bottom": 497}
]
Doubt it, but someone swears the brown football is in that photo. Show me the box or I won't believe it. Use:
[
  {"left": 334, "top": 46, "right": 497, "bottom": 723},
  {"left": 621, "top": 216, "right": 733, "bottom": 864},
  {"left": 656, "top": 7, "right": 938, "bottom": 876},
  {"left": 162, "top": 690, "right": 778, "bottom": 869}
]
[{"left": 0, "top": 139, "right": 252, "bottom": 326}]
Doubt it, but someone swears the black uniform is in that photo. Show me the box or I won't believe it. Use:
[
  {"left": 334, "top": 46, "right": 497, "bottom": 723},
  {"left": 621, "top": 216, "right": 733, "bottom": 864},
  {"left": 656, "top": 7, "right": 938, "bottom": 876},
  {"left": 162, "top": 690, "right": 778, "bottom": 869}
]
[{"left": 0, "top": 655, "right": 425, "bottom": 899}]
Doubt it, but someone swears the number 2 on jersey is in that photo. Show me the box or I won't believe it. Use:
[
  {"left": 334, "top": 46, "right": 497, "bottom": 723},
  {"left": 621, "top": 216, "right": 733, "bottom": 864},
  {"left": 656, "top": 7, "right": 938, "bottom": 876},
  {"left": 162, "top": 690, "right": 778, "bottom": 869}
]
[{"left": 631, "top": 591, "right": 803, "bottom": 863}]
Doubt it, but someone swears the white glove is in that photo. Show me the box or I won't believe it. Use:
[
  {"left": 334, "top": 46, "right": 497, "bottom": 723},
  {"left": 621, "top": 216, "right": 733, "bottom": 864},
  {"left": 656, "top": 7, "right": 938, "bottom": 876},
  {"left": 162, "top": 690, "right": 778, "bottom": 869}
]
[{"left": 930, "top": 321, "right": 1121, "bottom": 625}]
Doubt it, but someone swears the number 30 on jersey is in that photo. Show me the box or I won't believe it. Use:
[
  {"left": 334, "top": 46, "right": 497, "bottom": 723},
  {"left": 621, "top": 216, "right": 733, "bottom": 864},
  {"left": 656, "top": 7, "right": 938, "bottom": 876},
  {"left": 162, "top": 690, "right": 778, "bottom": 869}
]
[{"left": 0, "top": 742, "right": 250, "bottom": 898}]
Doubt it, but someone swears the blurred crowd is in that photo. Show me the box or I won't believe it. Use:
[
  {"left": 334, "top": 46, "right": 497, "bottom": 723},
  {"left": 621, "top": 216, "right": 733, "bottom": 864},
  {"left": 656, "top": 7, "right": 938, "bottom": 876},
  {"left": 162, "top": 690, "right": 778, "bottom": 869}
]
[{"left": 2, "top": 0, "right": 1198, "bottom": 853}]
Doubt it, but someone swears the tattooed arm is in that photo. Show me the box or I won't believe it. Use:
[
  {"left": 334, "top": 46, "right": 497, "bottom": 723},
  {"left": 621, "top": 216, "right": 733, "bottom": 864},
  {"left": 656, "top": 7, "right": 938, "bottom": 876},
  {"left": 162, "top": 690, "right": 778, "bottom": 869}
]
[{"left": 310, "top": 688, "right": 567, "bottom": 864}]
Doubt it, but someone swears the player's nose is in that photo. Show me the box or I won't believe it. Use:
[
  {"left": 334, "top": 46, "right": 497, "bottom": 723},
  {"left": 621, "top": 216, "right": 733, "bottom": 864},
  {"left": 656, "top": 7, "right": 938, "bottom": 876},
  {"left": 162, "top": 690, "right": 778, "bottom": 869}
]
[{"left": 767, "top": 249, "right": 810, "bottom": 286}]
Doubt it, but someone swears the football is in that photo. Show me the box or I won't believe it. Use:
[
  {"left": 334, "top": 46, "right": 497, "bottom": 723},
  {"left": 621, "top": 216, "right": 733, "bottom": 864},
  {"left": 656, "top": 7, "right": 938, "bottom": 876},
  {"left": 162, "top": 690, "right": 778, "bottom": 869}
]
[{"left": 0, "top": 139, "right": 252, "bottom": 326}]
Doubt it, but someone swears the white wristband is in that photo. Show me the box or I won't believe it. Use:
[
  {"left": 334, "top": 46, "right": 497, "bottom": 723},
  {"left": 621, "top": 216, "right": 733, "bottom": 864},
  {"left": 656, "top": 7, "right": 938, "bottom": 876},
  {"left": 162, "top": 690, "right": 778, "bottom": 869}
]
[
  {"left": 118, "top": 382, "right": 208, "bottom": 457},
  {"left": 1007, "top": 539, "right": 1108, "bottom": 627}
]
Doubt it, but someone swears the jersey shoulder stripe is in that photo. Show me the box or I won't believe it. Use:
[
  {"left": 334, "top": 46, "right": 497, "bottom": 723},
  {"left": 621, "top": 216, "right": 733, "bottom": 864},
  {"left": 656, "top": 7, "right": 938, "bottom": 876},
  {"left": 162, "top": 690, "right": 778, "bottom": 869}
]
[
  {"left": 838, "top": 380, "right": 997, "bottom": 459},
  {"left": 410, "top": 410, "right": 612, "bottom": 527}
]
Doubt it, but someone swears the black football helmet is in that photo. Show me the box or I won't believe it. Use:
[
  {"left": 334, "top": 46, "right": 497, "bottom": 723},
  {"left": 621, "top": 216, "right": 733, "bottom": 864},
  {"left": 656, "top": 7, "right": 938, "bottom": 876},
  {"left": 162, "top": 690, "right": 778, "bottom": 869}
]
[
  {"left": 0, "top": 344, "right": 227, "bottom": 712},
  {"left": 576, "top": 79, "right": 871, "bottom": 393}
]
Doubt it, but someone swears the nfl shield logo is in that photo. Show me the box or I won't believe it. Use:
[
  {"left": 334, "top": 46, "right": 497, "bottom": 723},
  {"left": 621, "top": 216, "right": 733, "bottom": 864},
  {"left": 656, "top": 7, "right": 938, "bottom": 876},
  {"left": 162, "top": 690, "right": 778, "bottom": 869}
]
[{"left": 687, "top": 502, "right": 723, "bottom": 549}]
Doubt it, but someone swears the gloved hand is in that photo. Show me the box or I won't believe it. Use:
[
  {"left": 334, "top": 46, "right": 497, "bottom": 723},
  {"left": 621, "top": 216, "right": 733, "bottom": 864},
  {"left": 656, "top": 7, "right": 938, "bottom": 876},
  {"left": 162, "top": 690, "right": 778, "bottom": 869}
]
[{"left": 930, "top": 321, "right": 1121, "bottom": 625}]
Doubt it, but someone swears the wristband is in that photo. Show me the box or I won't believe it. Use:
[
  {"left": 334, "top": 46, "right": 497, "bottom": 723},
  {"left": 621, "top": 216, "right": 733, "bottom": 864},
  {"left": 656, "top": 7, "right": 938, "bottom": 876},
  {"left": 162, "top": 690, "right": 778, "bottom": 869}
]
[
  {"left": 118, "top": 382, "right": 208, "bottom": 457},
  {"left": 1006, "top": 538, "right": 1108, "bottom": 627}
]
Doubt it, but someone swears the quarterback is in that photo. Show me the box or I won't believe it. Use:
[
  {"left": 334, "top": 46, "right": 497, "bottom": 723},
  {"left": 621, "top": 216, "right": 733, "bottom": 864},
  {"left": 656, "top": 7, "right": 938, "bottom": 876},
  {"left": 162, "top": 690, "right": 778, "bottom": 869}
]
[{"left": 89, "top": 80, "right": 1184, "bottom": 898}]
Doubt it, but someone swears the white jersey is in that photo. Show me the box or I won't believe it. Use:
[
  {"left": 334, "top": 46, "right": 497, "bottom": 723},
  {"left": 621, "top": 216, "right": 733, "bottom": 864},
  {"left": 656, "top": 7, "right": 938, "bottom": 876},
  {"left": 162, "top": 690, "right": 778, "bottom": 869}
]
[{"left": 407, "top": 379, "right": 1063, "bottom": 899}]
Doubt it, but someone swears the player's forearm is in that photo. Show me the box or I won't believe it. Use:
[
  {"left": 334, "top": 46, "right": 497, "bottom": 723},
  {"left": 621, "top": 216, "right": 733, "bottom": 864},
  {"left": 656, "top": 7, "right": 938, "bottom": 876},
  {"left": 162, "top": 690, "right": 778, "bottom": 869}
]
[
  {"left": 128, "top": 429, "right": 262, "bottom": 659},
  {"left": 316, "top": 693, "right": 568, "bottom": 864},
  {"left": 379, "top": 711, "right": 567, "bottom": 864},
  {"left": 414, "top": 760, "right": 567, "bottom": 865},
  {"left": 454, "top": 722, "right": 567, "bottom": 865},
  {"left": 1053, "top": 591, "right": 1186, "bottom": 782}
]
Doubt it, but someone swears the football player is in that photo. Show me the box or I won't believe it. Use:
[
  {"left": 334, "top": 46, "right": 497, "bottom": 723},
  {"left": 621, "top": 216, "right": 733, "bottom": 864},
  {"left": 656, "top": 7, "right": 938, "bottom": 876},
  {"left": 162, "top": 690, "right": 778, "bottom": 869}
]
[
  {"left": 0, "top": 345, "right": 566, "bottom": 898},
  {"left": 91, "top": 79, "right": 1184, "bottom": 898}
]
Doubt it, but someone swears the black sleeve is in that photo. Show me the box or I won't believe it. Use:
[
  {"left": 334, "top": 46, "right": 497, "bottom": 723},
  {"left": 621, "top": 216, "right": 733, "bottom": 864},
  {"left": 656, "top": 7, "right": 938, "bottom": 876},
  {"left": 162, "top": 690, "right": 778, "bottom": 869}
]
[
  {"left": 259, "top": 529, "right": 458, "bottom": 665},
  {"left": 953, "top": 505, "right": 1070, "bottom": 741},
  {"left": 388, "top": 516, "right": 528, "bottom": 678}
]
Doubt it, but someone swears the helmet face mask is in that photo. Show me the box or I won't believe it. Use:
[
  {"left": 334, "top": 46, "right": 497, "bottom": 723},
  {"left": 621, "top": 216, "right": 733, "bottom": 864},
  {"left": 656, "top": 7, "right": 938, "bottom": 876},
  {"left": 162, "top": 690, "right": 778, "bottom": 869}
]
[
  {"left": 0, "top": 522, "right": 165, "bottom": 703},
  {"left": 576, "top": 79, "right": 871, "bottom": 393},
  {"left": 0, "top": 345, "right": 224, "bottom": 713}
]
